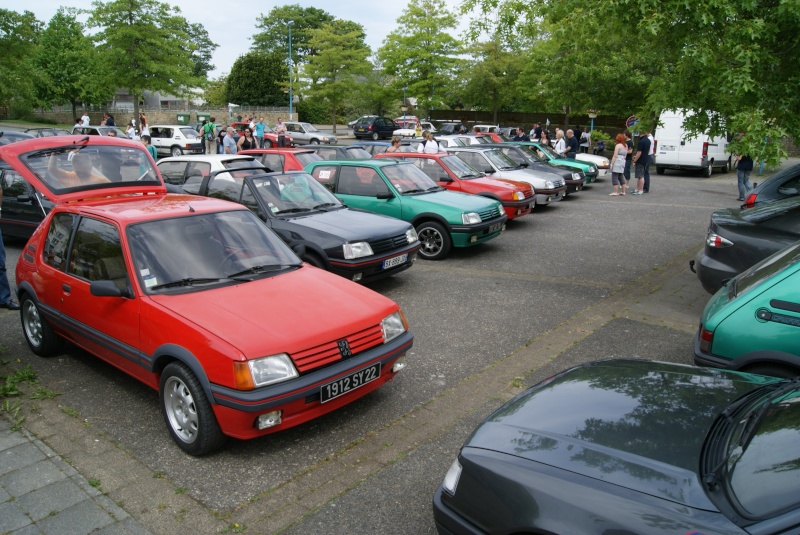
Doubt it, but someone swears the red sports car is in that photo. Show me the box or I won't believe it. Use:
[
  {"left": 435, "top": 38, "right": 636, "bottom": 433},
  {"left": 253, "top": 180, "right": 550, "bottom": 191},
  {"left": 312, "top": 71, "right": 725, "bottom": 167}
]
[{"left": 5, "top": 135, "right": 412, "bottom": 455}]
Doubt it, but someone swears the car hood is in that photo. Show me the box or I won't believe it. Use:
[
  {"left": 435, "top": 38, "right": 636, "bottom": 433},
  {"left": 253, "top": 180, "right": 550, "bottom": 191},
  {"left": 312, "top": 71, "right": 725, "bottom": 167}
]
[
  {"left": 282, "top": 207, "right": 410, "bottom": 240},
  {"left": 465, "top": 360, "right": 766, "bottom": 510},
  {"left": 463, "top": 176, "right": 531, "bottom": 193},
  {"left": 494, "top": 168, "right": 560, "bottom": 186},
  {"left": 149, "top": 266, "right": 398, "bottom": 358},
  {"left": 405, "top": 189, "right": 501, "bottom": 213}
]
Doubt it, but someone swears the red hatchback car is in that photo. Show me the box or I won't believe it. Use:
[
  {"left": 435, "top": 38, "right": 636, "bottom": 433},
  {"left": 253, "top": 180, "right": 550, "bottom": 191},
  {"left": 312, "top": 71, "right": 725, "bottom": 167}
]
[
  {"left": 5, "top": 136, "right": 413, "bottom": 455},
  {"left": 374, "top": 152, "right": 535, "bottom": 220},
  {"left": 238, "top": 147, "right": 323, "bottom": 172}
]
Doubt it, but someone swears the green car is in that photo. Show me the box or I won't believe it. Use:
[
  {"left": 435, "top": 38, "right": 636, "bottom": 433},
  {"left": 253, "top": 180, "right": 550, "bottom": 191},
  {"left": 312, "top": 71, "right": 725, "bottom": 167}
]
[
  {"left": 305, "top": 159, "right": 507, "bottom": 260},
  {"left": 695, "top": 239, "right": 800, "bottom": 378},
  {"left": 510, "top": 141, "right": 598, "bottom": 183}
]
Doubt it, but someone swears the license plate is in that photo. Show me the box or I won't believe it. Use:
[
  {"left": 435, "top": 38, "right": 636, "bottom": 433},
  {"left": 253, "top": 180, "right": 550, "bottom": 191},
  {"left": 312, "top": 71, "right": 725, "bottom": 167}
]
[
  {"left": 320, "top": 363, "right": 381, "bottom": 403},
  {"left": 382, "top": 254, "right": 407, "bottom": 270},
  {"left": 489, "top": 221, "right": 503, "bottom": 233},
  {"left": 357, "top": 128, "right": 365, "bottom": 132},
  {"left": 661, "top": 145, "right": 675, "bottom": 151}
]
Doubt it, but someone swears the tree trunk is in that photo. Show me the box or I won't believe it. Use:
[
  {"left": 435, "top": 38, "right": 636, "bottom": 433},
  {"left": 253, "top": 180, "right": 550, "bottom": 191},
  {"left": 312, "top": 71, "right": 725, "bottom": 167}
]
[
  {"left": 72, "top": 101, "right": 77, "bottom": 122},
  {"left": 331, "top": 107, "right": 337, "bottom": 135},
  {"left": 133, "top": 93, "right": 140, "bottom": 135},
  {"left": 563, "top": 105, "right": 571, "bottom": 132}
]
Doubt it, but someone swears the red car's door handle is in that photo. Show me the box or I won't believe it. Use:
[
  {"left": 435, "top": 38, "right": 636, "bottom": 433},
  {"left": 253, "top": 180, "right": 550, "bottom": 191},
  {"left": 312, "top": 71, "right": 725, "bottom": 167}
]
[{"left": 62, "top": 284, "right": 70, "bottom": 292}]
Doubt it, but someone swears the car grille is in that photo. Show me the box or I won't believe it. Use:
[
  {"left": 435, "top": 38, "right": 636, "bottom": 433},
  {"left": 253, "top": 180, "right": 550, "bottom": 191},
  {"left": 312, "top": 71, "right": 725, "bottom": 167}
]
[
  {"left": 552, "top": 178, "right": 565, "bottom": 188},
  {"left": 522, "top": 186, "right": 534, "bottom": 198},
  {"left": 369, "top": 232, "right": 409, "bottom": 255},
  {"left": 292, "top": 324, "right": 384, "bottom": 372},
  {"left": 479, "top": 206, "right": 501, "bottom": 221}
]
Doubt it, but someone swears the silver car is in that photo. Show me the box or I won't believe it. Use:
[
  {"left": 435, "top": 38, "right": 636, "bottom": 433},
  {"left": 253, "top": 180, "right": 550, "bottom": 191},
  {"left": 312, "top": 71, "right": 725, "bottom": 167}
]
[{"left": 284, "top": 121, "right": 337, "bottom": 145}]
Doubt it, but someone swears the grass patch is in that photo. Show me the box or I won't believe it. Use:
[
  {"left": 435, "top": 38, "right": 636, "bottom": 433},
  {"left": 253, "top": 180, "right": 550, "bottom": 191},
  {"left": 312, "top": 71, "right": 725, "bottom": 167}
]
[{"left": 60, "top": 406, "right": 79, "bottom": 418}]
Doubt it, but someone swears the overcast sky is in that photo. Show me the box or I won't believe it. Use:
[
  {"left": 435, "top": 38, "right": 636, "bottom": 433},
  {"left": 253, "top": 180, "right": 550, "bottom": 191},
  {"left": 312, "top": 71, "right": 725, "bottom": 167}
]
[{"left": 25, "top": 0, "right": 468, "bottom": 78}]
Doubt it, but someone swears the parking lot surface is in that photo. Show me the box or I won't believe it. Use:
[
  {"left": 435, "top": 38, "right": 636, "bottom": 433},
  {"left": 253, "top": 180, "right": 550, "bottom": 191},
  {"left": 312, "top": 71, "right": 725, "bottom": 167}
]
[{"left": 0, "top": 158, "right": 783, "bottom": 534}]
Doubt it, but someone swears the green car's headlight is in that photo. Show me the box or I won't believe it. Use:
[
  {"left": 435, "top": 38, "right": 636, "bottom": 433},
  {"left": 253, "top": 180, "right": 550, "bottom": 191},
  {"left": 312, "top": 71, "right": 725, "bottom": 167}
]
[{"left": 462, "top": 212, "right": 481, "bottom": 225}]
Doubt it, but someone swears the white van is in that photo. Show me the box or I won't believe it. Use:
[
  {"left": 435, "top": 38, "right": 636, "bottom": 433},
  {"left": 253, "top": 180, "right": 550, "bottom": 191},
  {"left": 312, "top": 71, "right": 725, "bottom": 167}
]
[{"left": 654, "top": 110, "right": 731, "bottom": 177}]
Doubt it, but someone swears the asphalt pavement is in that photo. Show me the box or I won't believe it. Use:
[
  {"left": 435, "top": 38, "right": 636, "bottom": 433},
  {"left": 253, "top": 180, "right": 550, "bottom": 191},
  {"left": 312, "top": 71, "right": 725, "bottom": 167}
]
[{"left": 1, "top": 142, "right": 796, "bottom": 534}]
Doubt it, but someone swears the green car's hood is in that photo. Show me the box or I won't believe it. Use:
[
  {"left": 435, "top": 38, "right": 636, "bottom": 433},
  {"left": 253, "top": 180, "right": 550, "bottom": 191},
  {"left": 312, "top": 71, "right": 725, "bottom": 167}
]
[{"left": 399, "top": 189, "right": 501, "bottom": 214}]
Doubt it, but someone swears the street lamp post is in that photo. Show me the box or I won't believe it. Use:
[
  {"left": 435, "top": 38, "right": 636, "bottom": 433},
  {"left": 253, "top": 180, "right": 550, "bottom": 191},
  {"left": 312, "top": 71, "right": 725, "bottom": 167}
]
[
  {"left": 402, "top": 83, "right": 407, "bottom": 124},
  {"left": 288, "top": 20, "right": 294, "bottom": 121},
  {"left": 587, "top": 109, "right": 598, "bottom": 131}
]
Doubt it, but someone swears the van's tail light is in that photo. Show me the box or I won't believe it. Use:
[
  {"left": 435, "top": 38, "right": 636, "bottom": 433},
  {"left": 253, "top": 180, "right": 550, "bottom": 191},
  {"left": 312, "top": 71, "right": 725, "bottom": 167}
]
[
  {"left": 653, "top": 140, "right": 657, "bottom": 152},
  {"left": 699, "top": 326, "right": 714, "bottom": 353},
  {"left": 706, "top": 232, "right": 733, "bottom": 248},
  {"left": 744, "top": 192, "right": 757, "bottom": 208},
  {"left": 702, "top": 142, "right": 709, "bottom": 157}
]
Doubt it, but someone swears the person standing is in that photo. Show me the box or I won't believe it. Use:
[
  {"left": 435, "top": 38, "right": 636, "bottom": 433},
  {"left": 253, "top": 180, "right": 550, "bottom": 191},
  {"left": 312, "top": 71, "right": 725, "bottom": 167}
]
[
  {"left": 139, "top": 114, "right": 149, "bottom": 137},
  {"left": 104, "top": 113, "right": 116, "bottom": 127},
  {"left": 643, "top": 130, "right": 655, "bottom": 193},
  {"left": 275, "top": 119, "right": 287, "bottom": 147},
  {"left": 553, "top": 130, "right": 566, "bottom": 156},
  {"left": 203, "top": 117, "right": 217, "bottom": 156},
  {"left": 631, "top": 133, "right": 651, "bottom": 195},
  {"left": 386, "top": 136, "right": 403, "bottom": 153},
  {"left": 255, "top": 117, "right": 266, "bottom": 148},
  {"left": 564, "top": 129, "right": 579, "bottom": 159},
  {"left": 81, "top": 111, "right": 90, "bottom": 126},
  {"left": 735, "top": 152, "right": 754, "bottom": 201},
  {"left": 417, "top": 131, "right": 440, "bottom": 153},
  {"left": 237, "top": 127, "right": 257, "bottom": 151},
  {"left": 141, "top": 135, "right": 158, "bottom": 161},
  {"left": 512, "top": 127, "right": 530, "bottom": 142},
  {"left": 623, "top": 133, "right": 634, "bottom": 185},
  {"left": 0, "top": 190, "right": 20, "bottom": 310},
  {"left": 533, "top": 123, "right": 543, "bottom": 141},
  {"left": 223, "top": 127, "right": 238, "bottom": 154},
  {"left": 579, "top": 128, "right": 591, "bottom": 153},
  {"left": 608, "top": 133, "right": 628, "bottom": 196},
  {"left": 217, "top": 123, "right": 227, "bottom": 154}
]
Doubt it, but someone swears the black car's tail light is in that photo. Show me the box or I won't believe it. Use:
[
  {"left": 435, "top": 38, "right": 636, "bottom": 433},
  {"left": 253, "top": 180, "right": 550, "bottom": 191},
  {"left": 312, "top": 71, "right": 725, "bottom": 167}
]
[
  {"left": 744, "top": 192, "right": 757, "bottom": 208},
  {"left": 706, "top": 232, "right": 733, "bottom": 248}
]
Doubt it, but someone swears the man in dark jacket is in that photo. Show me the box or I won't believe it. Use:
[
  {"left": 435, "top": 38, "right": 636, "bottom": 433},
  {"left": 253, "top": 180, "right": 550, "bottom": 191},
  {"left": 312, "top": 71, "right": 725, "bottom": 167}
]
[{"left": 565, "top": 129, "right": 580, "bottom": 159}]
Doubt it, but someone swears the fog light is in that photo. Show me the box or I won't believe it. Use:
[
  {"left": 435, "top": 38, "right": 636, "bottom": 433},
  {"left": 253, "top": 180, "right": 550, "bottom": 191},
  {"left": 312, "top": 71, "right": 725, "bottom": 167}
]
[
  {"left": 256, "top": 411, "right": 282, "bottom": 430},
  {"left": 353, "top": 273, "right": 363, "bottom": 282},
  {"left": 409, "top": 253, "right": 417, "bottom": 263},
  {"left": 392, "top": 356, "right": 406, "bottom": 373},
  {"left": 501, "top": 224, "right": 506, "bottom": 231},
  {"left": 469, "top": 235, "right": 477, "bottom": 243},
  {"left": 546, "top": 196, "right": 551, "bottom": 202}
]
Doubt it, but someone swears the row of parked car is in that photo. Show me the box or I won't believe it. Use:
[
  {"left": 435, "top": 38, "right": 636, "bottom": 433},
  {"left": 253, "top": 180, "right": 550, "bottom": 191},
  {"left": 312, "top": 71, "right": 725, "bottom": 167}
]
[{"left": 3, "top": 130, "right": 800, "bottom": 534}]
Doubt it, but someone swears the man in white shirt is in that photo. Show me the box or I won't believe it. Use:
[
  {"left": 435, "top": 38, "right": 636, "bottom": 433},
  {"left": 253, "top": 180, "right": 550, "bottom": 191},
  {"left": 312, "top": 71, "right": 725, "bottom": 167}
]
[
  {"left": 417, "top": 131, "right": 440, "bottom": 153},
  {"left": 81, "top": 111, "right": 90, "bottom": 126}
]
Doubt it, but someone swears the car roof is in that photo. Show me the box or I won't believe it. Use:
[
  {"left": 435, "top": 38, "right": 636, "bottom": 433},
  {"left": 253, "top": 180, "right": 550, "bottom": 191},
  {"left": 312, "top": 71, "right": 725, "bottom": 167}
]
[
  {"left": 307, "top": 159, "right": 406, "bottom": 169},
  {"left": 150, "top": 124, "right": 194, "bottom": 128},
  {"left": 157, "top": 154, "right": 257, "bottom": 163}
]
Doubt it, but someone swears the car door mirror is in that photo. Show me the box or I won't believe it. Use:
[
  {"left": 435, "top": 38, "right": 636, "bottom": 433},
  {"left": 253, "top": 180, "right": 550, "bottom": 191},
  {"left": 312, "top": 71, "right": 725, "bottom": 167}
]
[
  {"left": 90, "top": 280, "right": 132, "bottom": 299},
  {"left": 485, "top": 168, "right": 495, "bottom": 174},
  {"left": 292, "top": 243, "right": 306, "bottom": 258},
  {"left": 16, "top": 194, "right": 33, "bottom": 203}
]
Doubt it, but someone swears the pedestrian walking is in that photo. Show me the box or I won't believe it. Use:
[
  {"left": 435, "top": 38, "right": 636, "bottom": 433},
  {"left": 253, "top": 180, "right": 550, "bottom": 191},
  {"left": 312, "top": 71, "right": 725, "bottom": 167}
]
[
  {"left": 203, "top": 117, "right": 217, "bottom": 156},
  {"left": 735, "top": 152, "right": 754, "bottom": 201}
]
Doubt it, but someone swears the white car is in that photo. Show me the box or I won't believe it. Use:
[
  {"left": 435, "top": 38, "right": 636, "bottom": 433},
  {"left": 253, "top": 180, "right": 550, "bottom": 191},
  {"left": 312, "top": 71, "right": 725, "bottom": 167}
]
[
  {"left": 393, "top": 121, "right": 436, "bottom": 138},
  {"left": 155, "top": 154, "right": 265, "bottom": 192},
  {"left": 575, "top": 153, "right": 610, "bottom": 177},
  {"left": 148, "top": 125, "right": 204, "bottom": 157},
  {"left": 283, "top": 121, "right": 337, "bottom": 145}
]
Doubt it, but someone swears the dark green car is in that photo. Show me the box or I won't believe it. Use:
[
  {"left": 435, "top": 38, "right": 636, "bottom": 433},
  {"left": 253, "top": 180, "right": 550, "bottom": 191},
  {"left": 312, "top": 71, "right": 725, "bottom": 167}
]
[
  {"left": 510, "top": 141, "right": 599, "bottom": 183},
  {"left": 305, "top": 159, "right": 507, "bottom": 260},
  {"left": 695, "top": 239, "right": 800, "bottom": 377}
]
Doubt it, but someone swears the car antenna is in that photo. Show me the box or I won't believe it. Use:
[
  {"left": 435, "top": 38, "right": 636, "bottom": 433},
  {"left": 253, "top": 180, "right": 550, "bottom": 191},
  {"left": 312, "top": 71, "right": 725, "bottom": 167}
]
[
  {"left": 188, "top": 205, "right": 195, "bottom": 213},
  {"left": 73, "top": 136, "right": 91, "bottom": 146}
]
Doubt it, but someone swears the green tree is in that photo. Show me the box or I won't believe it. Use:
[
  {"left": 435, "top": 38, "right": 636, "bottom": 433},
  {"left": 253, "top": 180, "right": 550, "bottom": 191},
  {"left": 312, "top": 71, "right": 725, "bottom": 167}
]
[
  {"left": 34, "top": 8, "right": 114, "bottom": 118},
  {"left": 172, "top": 20, "right": 218, "bottom": 78},
  {"left": 378, "top": 0, "right": 463, "bottom": 118},
  {"left": 251, "top": 4, "right": 334, "bottom": 63},
  {"left": 226, "top": 52, "right": 286, "bottom": 106},
  {"left": 88, "top": 0, "right": 200, "bottom": 122},
  {"left": 304, "top": 20, "right": 372, "bottom": 132},
  {"left": 0, "top": 9, "right": 42, "bottom": 109},
  {"left": 460, "top": 39, "right": 520, "bottom": 124},
  {"left": 462, "top": 0, "right": 800, "bottom": 165},
  {"left": 349, "top": 56, "right": 400, "bottom": 119},
  {"left": 203, "top": 74, "right": 228, "bottom": 107}
]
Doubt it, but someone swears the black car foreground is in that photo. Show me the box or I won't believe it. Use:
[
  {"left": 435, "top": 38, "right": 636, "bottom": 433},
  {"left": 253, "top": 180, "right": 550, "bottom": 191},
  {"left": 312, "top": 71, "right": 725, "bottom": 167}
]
[
  {"left": 434, "top": 360, "right": 800, "bottom": 535},
  {"left": 743, "top": 163, "right": 800, "bottom": 209}
]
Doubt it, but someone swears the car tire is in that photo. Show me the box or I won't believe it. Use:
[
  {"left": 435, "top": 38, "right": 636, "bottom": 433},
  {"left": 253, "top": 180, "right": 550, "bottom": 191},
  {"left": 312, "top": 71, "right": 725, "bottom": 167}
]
[
  {"left": 171, "top": 146, "right": 183, "bottom": 157},
  {"left": 20, "top": 295, "right": 63, "bottom": 357},
  {"left": 310, "top": 139, "right": 319, "bottom": 144},
  {"left": 721, "top": 157, "right": 730, "bottom": 173},
  {"left": 264, "top": 139, "right": 273, "bottom": 148},
  {"left": 656, "top": 166, "right": 665, "bottom": 175},
  {"left": 416, "top": 221, "right": 451, "bottom": 260},
  {"left": 371, "top": 132, "right": 380, "bottom": 141},
  {"left": 743, "top": 363, "right": 798, "bottom": 379},
  {"left": 159, "top": 362, "right": 226, "bottom": 456},
  {"left": 703, "top": 164, "right": 713, "bottom": 178}
]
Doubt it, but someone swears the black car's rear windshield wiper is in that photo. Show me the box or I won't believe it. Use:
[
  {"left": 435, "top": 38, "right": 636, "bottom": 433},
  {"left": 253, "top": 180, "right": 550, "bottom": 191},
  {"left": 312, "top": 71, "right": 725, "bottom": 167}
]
[
  {"left": 226, "top": 264, "right": 298, "bottom": 279},
  {"left": 149, "top": 277, "right": 229, "bottom": 290}
]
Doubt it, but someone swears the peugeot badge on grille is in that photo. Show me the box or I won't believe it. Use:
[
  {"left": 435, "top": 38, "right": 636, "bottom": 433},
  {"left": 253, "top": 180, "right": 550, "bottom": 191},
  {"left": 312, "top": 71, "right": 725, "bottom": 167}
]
[{"left": 337, "top": 339, "right": 352, "bottom": 358}]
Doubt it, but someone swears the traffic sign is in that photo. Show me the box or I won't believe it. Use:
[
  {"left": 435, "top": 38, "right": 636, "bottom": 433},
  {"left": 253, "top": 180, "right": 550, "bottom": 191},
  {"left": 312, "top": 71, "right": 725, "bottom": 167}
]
[{"left": 626, "top": 116, "right": 639, "bottom": 128}]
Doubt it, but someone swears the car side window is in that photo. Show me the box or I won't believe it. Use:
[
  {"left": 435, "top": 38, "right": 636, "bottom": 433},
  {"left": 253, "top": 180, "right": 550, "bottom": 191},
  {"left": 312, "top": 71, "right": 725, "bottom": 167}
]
[
  {"left": 337, "top": 167, "right": 386, "bottom": 197},
  {"left": 240, "top": 183, "right": 260, "bottom": 213},
  {"left": 186, "top": 162, "right": 210, "bottom": 180},
  {"left": 457, "top": 153, "right": 485, "bottom": 171},
  {"left": 316, "top": 148, "right": 335, "bottom": 161},
  {"left": 43, "top": 213, "right": 78, "bottom": 272},
  {"left": 150, "top": 128, "right": 160, "bottom": 138},
  {"left": 207, "top": 174, "right": 244, "bottom": 202},
  {"left": 164, "top": 128, "right": 173, "bottom": 138},
  {"left": 1, "top": 169, "right": 31, "bottom": 197},
  {"left": 778, "top": 176, "right": 800, "bottom": 195},
  {"left": 66, "top": 217, "right": 128, "bottom": 289},
  {"left": 261, "top": 154, "right": 284, "bottom": 173},
  {"left": 157, "top": 161, "right": 188, "bottom": 185},
  {"left": 310, "top": 166, "right": 338, "bottom": 193}
]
